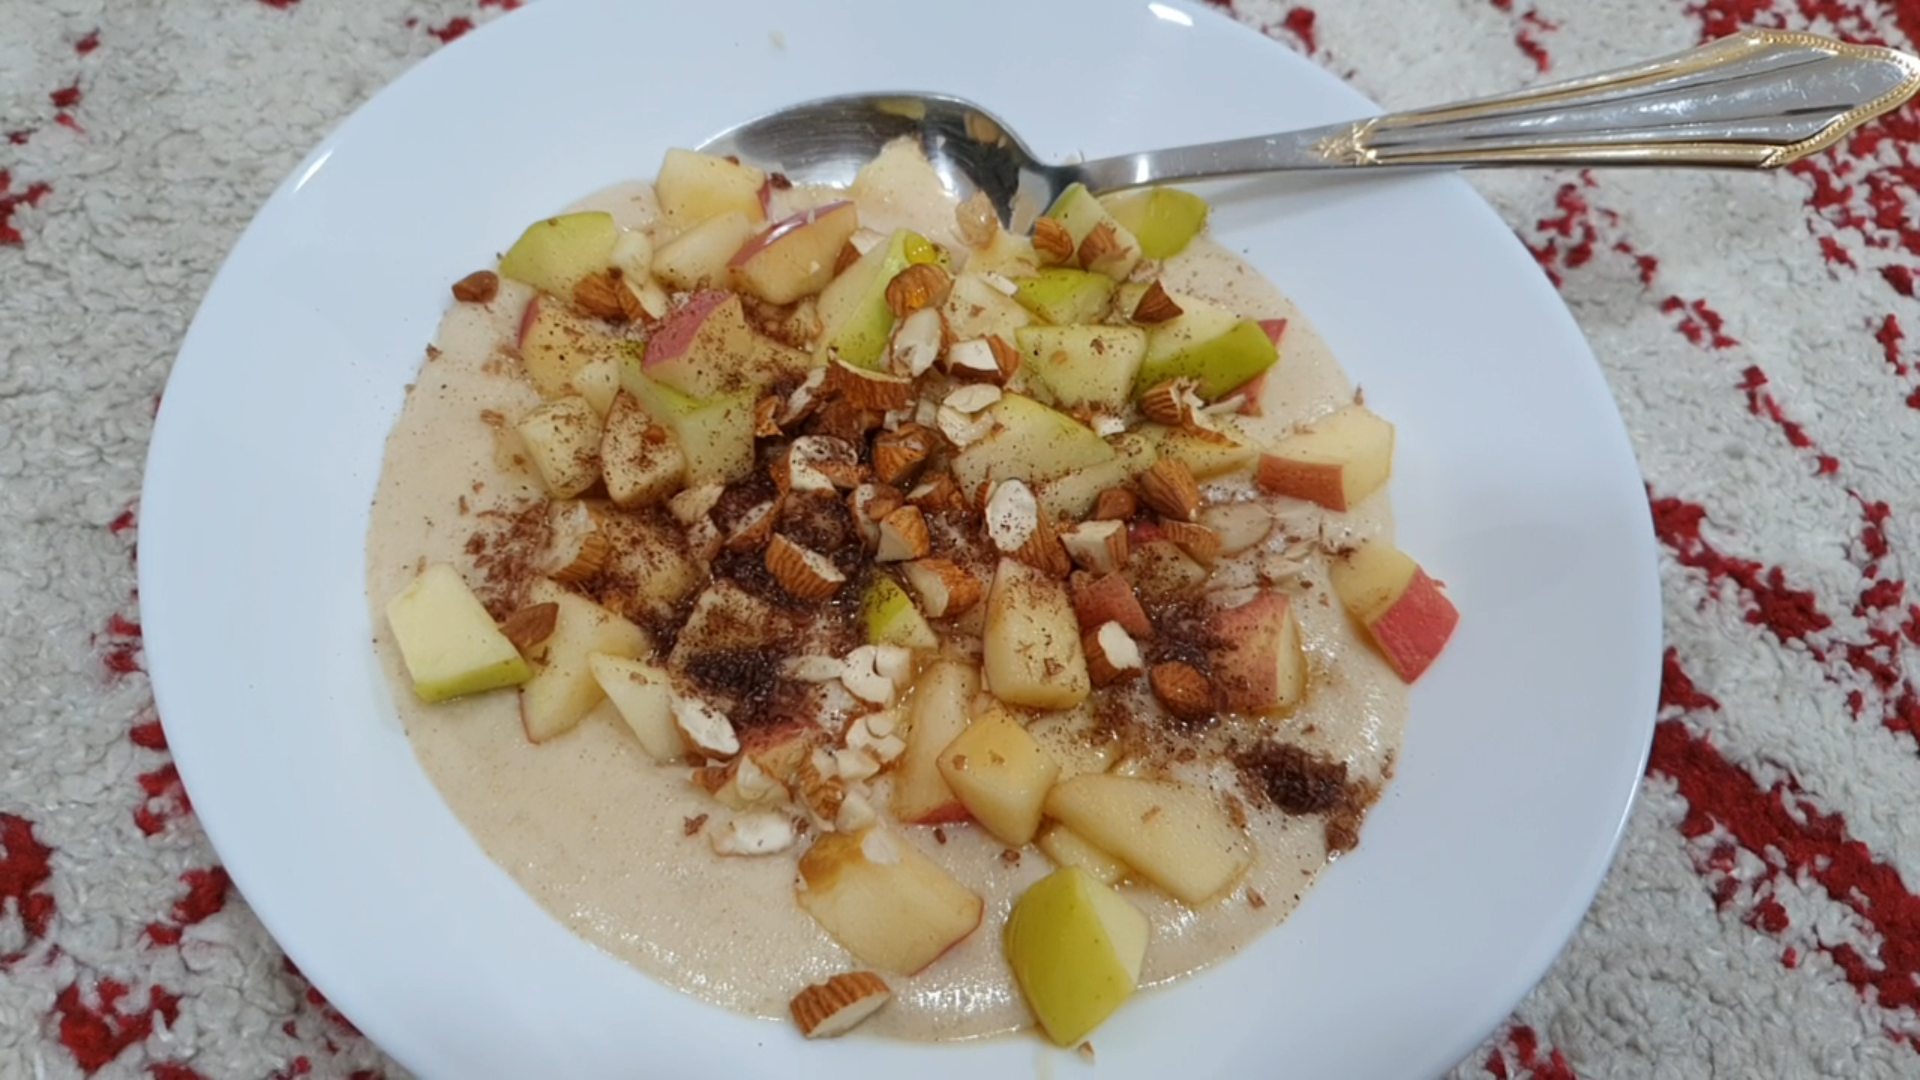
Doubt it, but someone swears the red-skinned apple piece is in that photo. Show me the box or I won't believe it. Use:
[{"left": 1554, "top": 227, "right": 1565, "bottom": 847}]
[
  {"left": 1254, "top": 403, "right": 1394, "bottom": 512},
  {"left": 1208, "top": 591, "right": 1306, "bottom": 713},
  {"left": 729, "top": 202, "right": 860, "bottom": 305},
  {"left": 1070, "top": 571, "right": 1153, "bottom": 639},
  {"left": 1328, "top": 540, "right": 1459, "bottom": 682}
]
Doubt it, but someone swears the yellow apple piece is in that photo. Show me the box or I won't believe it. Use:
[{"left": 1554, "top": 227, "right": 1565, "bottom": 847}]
[
  {"left": 497, "top": 211, "right": 617, "bottom": 297},
  {"left": 950, "top": 394, "right": 1118, "bottom": 497},
  {"left": 1328, "top": 539, "right": 1460, "bottom": 682},
  {"left": 515, "top": 396, "right": 603, "bottom": 498},
  {"left": 1003, "top": 866, "right": 1150, "bottom": 1047},
  {"left": 384, "top": 563, "right": 532, "bottom": 703},
  {"left": 1142, "top": 423, "right": 1257, "bottom": 481},
  {"left": 652, "top": 211, "right": 756, "bottom": 292},
  {"left": 599, "top": 391, "right": 685, "bottom": 508},
  {"left": 1011, "top": 267, "right": 1114, "bottom": 326},
  {"left": 729, "top": 201, "right": 860, "bottom": 304},
  {"left": 815, "top": 228, "right": 928, "bottom": 370},
  {"left": 891, "top": 659, "right": 977, "bottom": 824},
  {"left": 1255, "top": 403, "right": 1395, "bottom": 511},
  {"left": 516, "top": 294, "right": 626, "bottom": 401},
  {"left": 935, "top": 707, "right": 1061, "bottom": 845},
  {"left": 1208, "top": 590, "right": 1307, "bottom": 714},
  {"left": 1035, "top": 823, "right": 1128, "bottom": 886},
  {"left": 1016, "top": 324, "right": 1147, "bottom": 412},
  {"left": 983, "top": 558, "right": 1091, "bottom": 711},
  {"left": 941, "top": 271, "right": 1032, "bottom": 342},
  {"left": 861, "top": 576, "right": 938, "bottom": 650},
  {"left": 621, "top": 371, "right": 757, "bottom": 487},
  {"left": 587, "top": 652, "right": 684, "bottom": 763},
  {"left": 653, "top": 147, "right": 767, "bottom": 232},
  {"left": 796, "top": 827, "right": 984, "bottom": 974},
  {"left": 518, "top": 579, "right": 650, "bottom": 743},
  {"left": 1132, "top": 291, "right": 1277, "bottom": 401},
  {"left": 1043, "top": 774, "right": 1252, "bottom": 906}
]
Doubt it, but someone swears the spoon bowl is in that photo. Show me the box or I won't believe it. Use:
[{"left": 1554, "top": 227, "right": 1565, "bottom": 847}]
[{"left": 700, "top": 29, "right": 1919, "bottom": 231}]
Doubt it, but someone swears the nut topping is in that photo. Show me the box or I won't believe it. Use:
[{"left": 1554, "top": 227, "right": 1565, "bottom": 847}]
[
  {"left": 1138, "top": 378, "right": 1202, "bottom": 427},
  {"left": 1060, "top": 519, "right": 1129, "bottom": 575},
  {"left": 955, "top": 191, "right": 1000, "bottom": 250},
  {"left": 1032, "top": 216, "right": 1076, "bottom": 265},
  {"left": 766, "top": 535, "right": 846, "bottom": 600},
  {"left": 572, "top": 269, "right": 638, "bottom": 322},
  {"left": 709, "top": 810, "right": 797, "bottom": 856},
  {"left": 542, "top": 500, "right": 609, "bottom": 582},
  {"left": 872, "top": 424, "right": 938, "bottom": 486},
  {"left": 1161, "top": 519, "right": 1223, "bottom": 566},
  {"left": 1076, "top": 221, "right": 1128, "bottom": 276},
  {"left": 884, "top": 262, "right": 953, "bottom": 318},
  {"left": 1138, "top": 459, "right": 1203, "bottom": 522},
  {"left": 875, "top": 505, "right": 932, "bottom": 562},
  {"left": 673, "top": 695, "right": 741, "bottom": 758},
  {"left": 1083, "top": 621, "right": 1145, "bottom": 687},
  {"left": 451, "top": 270, "right": 499, "bottom": 304},
  {"left": 1091, "top": 487, "right": 1138, "bottom": 522},
  {"left": 498, "top": 601, "right": 559, "bottom": 653},
  {"left": 1131, "top": 279, "right": 1183, "bottom": 324},
  {"left": 1149, "top": 661, "right": 1213, "bottom": 723},
  {"left": 901, "top": 558, "right": 982, "bottom": 617},
  {"left": 790, "top": 971, "right": 893, "bottom": 1039},
  {"left": 826, "top": 360, "right": 915, "bottom": 412}
]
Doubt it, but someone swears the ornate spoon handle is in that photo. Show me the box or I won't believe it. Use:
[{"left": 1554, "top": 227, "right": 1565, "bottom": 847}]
[{"left": 1076, "top": 30, "right": 1920, "bottom": 187}]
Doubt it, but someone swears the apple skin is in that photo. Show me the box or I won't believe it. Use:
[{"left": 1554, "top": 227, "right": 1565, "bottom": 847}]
[
  {"left": 1328, "top": 541, "right": 1460, "bottom": 682},
  {"left": 1254, "top": 403, "right": 1395, "bottom": 512},
  {"left": 1003, "top": 866, "right": 1150, "bottom": 1047},
  {"left": 1069, "top": 571, "right": 1153, "bottom": 639},
  {"left": 1208, "top": 590, "right": 1307, "bottom": 714},
  {"left": 1100, "top": 186, "right": 1209, "bottom": 259},
  {"left": 890, "top": 659, "right": 977, "bottom": 825},
  {"left": 728, "top": 201, "right": 859, "bottom": 305}
]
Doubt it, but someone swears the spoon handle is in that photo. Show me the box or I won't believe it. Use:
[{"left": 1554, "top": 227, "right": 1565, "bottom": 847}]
[{"left": 1077, "top": 29, "right": 1919, "bottom": 187}]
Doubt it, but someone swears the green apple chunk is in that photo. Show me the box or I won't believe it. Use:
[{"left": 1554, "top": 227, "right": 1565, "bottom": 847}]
[
  {"left": 1004, "top": 866, "right": 1150, "bottom": 1047},
  {"left": 942, "top": 271, "right": 1032, "bottom": 342},
  {"left": 1100, "top": 187, "right": 1209, "bottom": 259},
  {"left": 1041, "top": 183, "right": 1142, "bottom": 279},
  {"left": 816, "top": 229, "right": 929, "bottom": 370},
  {"left": 1140, "top": 423, "right": 1257, "bottom": 481},
  {"left": 862, "top": 576, "right": 938, "bottom": 650},
  {"left": 1012, "top": 268, "right": 1114, "bottom": 326},
  {"left": 498, "top": 211, "right": 618, "bottom": 297},
  {"left": 1016, "top": 324, "right": 1146, "bottom": 412},
  {"left": 1044, "top": 774, "right": 1252, "bottom": 906},
  {"left": 620, "top": 369, "right": 757, "bottom": 486},
  {"left": 1135, "top": 307, "right": 1279, "bottom": 402},
  {"left": 951, "top": 394, "right": 1117, "bottom": 496},
  {"left": 385, "top": 563, "right": 531, "bottom": 703}
]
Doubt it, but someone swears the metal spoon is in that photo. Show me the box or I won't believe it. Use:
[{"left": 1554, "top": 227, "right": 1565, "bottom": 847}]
[{"left": 699, "top": 29, "right": 1919, "bottom": 231}]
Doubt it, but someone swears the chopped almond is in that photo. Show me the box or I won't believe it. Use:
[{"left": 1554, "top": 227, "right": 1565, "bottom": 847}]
[
  {"left": 1083, "top": 621, "right": 1145, "bottom": 687},
  {"left": 875, "top": 505, "right": 931, "bottom": 562},
  {"left": 901, "top": 558, "right": 982, "bottom": 617},
  {"left": 766, "top": 535, "right": 846, "bottom": 600},
  {"left": 1059, "top": 519, "right": 1129, "bottom": 575},
  {"left": 1032, "top": 217, "right": 1075, "bottom": 265},
  {"left": 1138, "top": 459, "right": 1203, "bottom": 522}
]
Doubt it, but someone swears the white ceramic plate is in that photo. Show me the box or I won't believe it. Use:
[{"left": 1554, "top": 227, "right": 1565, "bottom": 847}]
[{"left": 140, "top": 1, "right": 1662, "bottom": 1075}]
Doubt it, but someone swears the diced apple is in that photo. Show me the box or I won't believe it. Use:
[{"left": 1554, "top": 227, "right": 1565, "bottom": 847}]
[
  {"left": 1035, "top": 823, "right": 1128, "bottom": 886},
  {"left": 516, "top": 295, "right": 625, "bottom": 401},
  {"left": 384, "top": 563, "right": 532, "bottom": 702},
  {"left": 1033, "top": 458, "right": 1130, "bottom": 522},
  {"left": 730, "top": 202, "right": 860, "bottom": 304},
  {"left": 1134, "top": 293, "right": 1278, "bottom": 401},
  {"left": 1016, "top": 325, "right": 1147, "bottom": 412},
  {"left": 1255, "top": 403, "right": 1395, "bottom": 511},
  {"left": 621, "top": 371, "right": 757, "bottom": 486},
  {"left": 1328, "top": 540, "right": 1459, "bottom": 682},
  {"left": 1209, "top": 591, "right": 1307, "bottom": 714},
  {"left": 654, "top": 148, "right": 767, "bottom": 232},
  {"left": 861, "top": 576, "right": 938, "bottom": 650},
  {"left": 519, "top": 579, "right": 651, "bottom": 743},
  {"left": 892, "top": 660, "right": 977, "bottom": 824},
  {"left": 950, "top": 394, "right": 1118, "bottom": 496},
  {"left": 587, "top": 652, "right": 684, "bottom": 763},
  {"left": 498, "top": 211, "right": 618, "bottom": 297},
  {"left": 652, "top": 211, "right": 756, "bottom": 292},
  {"left": 1069, "top": 571, "right": 1153, "bottom": 639},
  {"left": 1041, "top": 184, "right": 1142, "bottom": 280},
  {"left": 599, "top": 391, "right": 686, "bottom": 508},
  {"left": 1004, "top": 866, "right": 1149, "bottom": 1046},
  {"left": 1143, "top": 423, "right": 1256, "bottom": 481},
  {"left": 983, "top": 558, "right": 1091, "bottom": 711},
  {"left": 1128, "top": 540, "right": 1207, "bottom": 602},
  {"left": 935, "top": 707, "right": 1060, "bottom": 846},
  {"left": 1043, "top": 774, "right": 1252, "bottom": 906},
  {"left": 666, "top": 579, "right": 783, "bottom": 671},
  {"left": 941, "top": 271, "right": 1032, "bottom": 342},
  {"left": 816, "top": 229, "right": 927, "bottom": 370},
  {"left": 515, "top": 396, "right": 603, "bottom": 498},
  {"left": 1026, "top": 709, "right": 1120, "bottom": 781},
  {"left": 1012, "top": 268, "right": 1114, "bottom": 326},
  {"left": 796, "top": 827, "right": 984, "bottom": 974},
  {"left": 572, "top": 356, "right": 621, "bottom": 417},
  {"left": 1100, "top": 187, "right": 1209, "bottom": 259},
  {"left": 594, "top": 509, "right": 702, "bottom": 619}
]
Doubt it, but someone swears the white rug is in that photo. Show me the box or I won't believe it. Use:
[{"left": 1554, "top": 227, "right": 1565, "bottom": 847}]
[{"left": 4, "top": 0, "right": 1919, "bottom": 1075}]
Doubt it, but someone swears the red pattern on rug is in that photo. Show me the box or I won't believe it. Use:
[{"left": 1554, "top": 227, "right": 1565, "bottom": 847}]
[
  {"left": 55, "top": 979, "right": 181, "bottom": 1074},
  {"left": 1483, "top": 1023, "right": 1581, "bottom": 1079},
  {"left": 0, "top": 814, "right": 57, "bottom": 967}
]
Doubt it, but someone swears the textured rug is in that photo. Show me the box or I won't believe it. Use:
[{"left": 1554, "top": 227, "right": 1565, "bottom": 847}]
[{"left": 5, "top": 0, "right": 1920, "bottom": 1076}]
